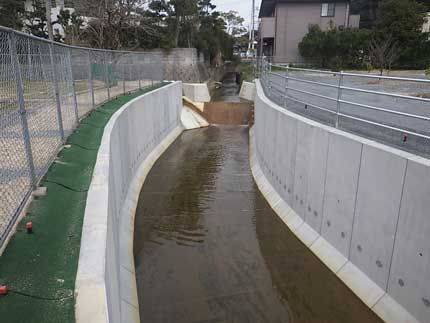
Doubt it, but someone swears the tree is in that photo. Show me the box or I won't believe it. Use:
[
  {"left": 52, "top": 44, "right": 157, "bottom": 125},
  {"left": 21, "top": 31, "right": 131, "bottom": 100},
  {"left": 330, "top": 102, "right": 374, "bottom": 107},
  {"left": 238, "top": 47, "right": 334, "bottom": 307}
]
[
  {"left": 0, "top": 0, "right": 25, "bottom": 30},
  {"left": 57, "top": 9, "right": 84, "bottom": 45},
  {"left": 373, "top": 0, "right": 429, "bottom": 68},
  {"left": 221, "top": 11, "right": 246, "bottom": 37},
  {"left": 350, "top": 0, "right": 380, "bottom": 28},
  {"left": 80, "top": 0, "right": 148, "bottom": 49},
  {"left": 25, "top": 0, "right": 49, "bottom": 39},
  {"left": 298, "top": 25, "right": 371, "bottom": 69},
  {"left": 368, "top": 35, "right": 401, "bottom": 74},
  {"left": 196, "top": 2, "right": 233, "bottom": 63}
]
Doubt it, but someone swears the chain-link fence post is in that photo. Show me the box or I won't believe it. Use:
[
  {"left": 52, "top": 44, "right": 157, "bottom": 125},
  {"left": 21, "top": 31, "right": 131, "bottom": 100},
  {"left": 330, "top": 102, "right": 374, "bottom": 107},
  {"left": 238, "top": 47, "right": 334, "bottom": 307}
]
[
  {"left": 9, "top": 31, "right": 37, "bottom": 188},
  {"left": 87, "top": 50, "right": 95, "bottom": 109},
  {"left": 137, "top": 54, "right": 142, "bottom": 90},
  {"left": 67, "top": 48, "right": 79, "bottom": 123},
  {"left": 27, "top": 40, "right": 33, "bottom": 81},
  {"left": 104, "top": 51, "right": 110, "bottom": 100},
  {"left": 49, "top": 41, "right": 65, "bottom": 142},
  {"left": 122, "top": 54, "right": 126, "bottom": 95}
]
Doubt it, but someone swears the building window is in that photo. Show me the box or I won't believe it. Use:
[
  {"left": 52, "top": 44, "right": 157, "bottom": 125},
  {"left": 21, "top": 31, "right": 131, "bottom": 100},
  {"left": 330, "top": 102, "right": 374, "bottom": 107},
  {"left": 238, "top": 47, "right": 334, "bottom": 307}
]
[{"left": 321, "top": 3, "right": 335, "bottom": 17}]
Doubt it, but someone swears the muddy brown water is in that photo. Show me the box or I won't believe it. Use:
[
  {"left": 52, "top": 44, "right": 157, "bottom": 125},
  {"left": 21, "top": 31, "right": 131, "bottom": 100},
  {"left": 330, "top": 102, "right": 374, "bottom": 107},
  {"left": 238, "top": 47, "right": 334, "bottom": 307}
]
[{"left": 134, "top": 126, "right": 383, "bottom": 323}]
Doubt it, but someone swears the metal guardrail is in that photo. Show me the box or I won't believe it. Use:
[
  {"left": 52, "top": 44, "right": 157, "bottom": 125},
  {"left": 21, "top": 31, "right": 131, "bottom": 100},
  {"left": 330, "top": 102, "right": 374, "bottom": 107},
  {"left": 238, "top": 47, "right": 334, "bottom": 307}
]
[
  {"left": 258, "top": 58, "right": 430, "bottom": 141},
  {"left": 0, "top": 27, "right": 167, "bottom": 247}
]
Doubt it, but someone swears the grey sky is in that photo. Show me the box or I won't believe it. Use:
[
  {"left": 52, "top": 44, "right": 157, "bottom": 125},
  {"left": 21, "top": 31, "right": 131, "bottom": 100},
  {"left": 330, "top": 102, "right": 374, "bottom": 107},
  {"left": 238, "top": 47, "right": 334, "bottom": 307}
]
[{"left": 212, "top": 0, "right": 262, "bottom": 28}]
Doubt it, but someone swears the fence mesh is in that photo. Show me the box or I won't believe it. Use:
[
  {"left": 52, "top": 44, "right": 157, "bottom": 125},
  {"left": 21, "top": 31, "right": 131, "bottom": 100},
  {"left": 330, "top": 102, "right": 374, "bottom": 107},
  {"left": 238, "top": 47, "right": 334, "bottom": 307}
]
[{"left": 0, "top": 29, "right": 167, "bottom": 246}]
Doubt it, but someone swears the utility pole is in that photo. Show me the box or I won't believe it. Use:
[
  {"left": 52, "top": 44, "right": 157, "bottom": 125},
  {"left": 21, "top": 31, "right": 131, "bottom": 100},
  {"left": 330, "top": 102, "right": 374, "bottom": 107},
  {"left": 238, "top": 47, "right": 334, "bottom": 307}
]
[
  {"left": 247, "top": 0, "right": 256, "bottom": 57},
  {"left": 46, "top": 0, "right": 54, "bottom": 40}
]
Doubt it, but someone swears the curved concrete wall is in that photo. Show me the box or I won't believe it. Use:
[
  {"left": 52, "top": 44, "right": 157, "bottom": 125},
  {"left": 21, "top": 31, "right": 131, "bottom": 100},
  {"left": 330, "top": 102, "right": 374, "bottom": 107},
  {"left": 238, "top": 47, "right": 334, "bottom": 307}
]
[
  {"left": 251, "top": 80, "right": 430, "bottom": 323},
  {"left": 75, "top": 82, "right": 183, "bottom": 323}
]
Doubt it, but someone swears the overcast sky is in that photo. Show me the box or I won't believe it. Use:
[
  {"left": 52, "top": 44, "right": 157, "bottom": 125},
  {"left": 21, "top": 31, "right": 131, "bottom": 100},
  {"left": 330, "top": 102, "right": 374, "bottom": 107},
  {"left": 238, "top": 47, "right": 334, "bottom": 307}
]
[{"left": 213, "top": 0, "right": 262, "bottom": 28}]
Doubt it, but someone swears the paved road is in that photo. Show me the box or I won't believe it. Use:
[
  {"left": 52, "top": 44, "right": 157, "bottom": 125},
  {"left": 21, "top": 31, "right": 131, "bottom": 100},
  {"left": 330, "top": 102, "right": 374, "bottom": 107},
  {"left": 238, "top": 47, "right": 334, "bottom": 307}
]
[
  {"left": 134, "top": 126, "right": 383, "bottom": 323},
  {"left": 265, "top": 72, "right": 430, "bottom": 159}
]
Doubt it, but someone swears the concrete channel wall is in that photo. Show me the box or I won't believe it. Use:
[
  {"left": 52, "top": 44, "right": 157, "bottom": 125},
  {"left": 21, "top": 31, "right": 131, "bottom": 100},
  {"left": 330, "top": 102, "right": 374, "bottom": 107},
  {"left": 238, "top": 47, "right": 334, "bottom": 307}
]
[
  {"left": 75, "top": 82, "right": 183, "bottom": 323},
  {"left": 251, "top": 80, "right": 430, "bottom": 323}
]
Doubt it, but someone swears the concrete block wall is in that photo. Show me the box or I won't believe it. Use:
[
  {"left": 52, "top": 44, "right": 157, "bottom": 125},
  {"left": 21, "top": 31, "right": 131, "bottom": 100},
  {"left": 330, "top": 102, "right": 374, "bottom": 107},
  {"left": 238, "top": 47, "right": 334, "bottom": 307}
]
[
  {"left": 252, "top": 80, "right": 430, "bottom": 323},
  {"left": 75, "top": 82, "right": 183, "bottom": 323}
]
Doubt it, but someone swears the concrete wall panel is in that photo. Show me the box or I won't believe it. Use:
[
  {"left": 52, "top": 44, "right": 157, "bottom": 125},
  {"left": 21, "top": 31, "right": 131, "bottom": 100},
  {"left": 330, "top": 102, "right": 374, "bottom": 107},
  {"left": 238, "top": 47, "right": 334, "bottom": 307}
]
[
  {"left": 276, "top": 113, "right": 297, "bottom": 205},
  {"left": 292, "top": 122, "right": 312, "bottom": 217},
  {"left": 76, "top": 82, "right": 183, "bottom": 323},
  {"left": 387, "top": 159, "right": 430, "bottom": 323},
  {"left": 252, "top": 79, "right": 426, "bottom": 323},
  {"left": 304, "top": 126, "right": 329, "bottom": 232},
  {"left": 321, "top": 133, "right": 362, "bottom": 257},
  {"left": 350, "top": 145, "right": 407, "bottom": 290}
]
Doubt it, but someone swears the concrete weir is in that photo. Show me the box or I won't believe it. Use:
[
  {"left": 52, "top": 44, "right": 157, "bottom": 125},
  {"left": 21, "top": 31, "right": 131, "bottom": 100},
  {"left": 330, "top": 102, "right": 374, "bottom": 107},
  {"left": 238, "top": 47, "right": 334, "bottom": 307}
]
[{"left": 251, "top": 80, "right": 430, "bottom": 323}]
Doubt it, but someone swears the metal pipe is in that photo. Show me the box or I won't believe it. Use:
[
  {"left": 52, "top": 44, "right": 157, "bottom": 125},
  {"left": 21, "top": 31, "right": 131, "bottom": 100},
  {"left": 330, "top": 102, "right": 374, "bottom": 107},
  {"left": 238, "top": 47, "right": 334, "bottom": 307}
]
[
  {"left": 335, "top": 72, "right": 344, "bottom": 128},
  {"left": 88, "top": 50, "right": 95, "bottom": 109},
  {"left": 49, "top": 41, "right": 65, "bottom": 142},
  {"left": 104, "top": 51, "right": 110, "bottom": 100},
  {"left": 287, "top": 87, "right": 338, "bottom": 102},
  {"left": 338, "top": 113, "right": 430, "bottom": 140},
  {"left": 340, "top": 85, "right": 430, "bottom": 103},
  {"left": 122, "top": 54, "right": 126, "bottom": 95},
  {"left": 338, "top": 99, "right": 430, "bottom": 121},
  {"left": 67, "top": 48, "right": 79, "bottom": 124},
  {"left": 286, "top": 75, "right": 339, "bottom": 89},
  {"left": 9, "top": 31, "right": 37, "bottom": 188}
]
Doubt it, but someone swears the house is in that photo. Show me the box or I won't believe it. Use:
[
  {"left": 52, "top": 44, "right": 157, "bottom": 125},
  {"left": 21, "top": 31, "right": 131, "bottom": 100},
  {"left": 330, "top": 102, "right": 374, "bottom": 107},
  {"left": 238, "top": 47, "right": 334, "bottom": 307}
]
[{"left": 258, "top": 0, "right": 360, "bottom": 63}]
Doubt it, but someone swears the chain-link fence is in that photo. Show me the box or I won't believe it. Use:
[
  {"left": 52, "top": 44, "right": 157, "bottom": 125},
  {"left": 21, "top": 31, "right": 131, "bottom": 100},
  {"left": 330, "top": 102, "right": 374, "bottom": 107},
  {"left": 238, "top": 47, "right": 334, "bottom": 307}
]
[{"left": 0, "top": 27, "right": 166, "bottom": 247}]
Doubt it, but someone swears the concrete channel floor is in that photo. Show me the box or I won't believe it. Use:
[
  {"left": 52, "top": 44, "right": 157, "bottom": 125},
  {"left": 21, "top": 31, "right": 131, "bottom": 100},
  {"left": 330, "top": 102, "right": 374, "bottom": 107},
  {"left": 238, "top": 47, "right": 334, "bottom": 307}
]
[{"left": 134, "top": 125, "right": 384, "bottom": 323}]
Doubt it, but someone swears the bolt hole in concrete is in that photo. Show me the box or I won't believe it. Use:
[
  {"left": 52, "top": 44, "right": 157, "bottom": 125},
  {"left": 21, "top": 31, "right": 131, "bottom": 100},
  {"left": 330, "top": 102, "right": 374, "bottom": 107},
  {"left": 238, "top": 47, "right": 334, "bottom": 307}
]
[{"left": 133, "top": 126, "right": 383, "bottom": 323}]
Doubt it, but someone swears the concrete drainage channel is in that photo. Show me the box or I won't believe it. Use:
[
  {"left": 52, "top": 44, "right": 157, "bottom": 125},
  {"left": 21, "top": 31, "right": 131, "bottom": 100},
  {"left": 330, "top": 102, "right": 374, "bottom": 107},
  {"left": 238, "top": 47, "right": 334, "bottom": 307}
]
[{"left": 1, "top": 73, "right": 426, "bottom": 323}]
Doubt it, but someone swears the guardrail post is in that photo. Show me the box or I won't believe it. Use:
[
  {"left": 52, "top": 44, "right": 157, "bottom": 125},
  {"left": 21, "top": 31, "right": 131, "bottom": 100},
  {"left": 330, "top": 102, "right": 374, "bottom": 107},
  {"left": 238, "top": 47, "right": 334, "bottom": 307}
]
[
  {"left": 268, "top": 62, "right": 273, "bottom": 96},
  {"left": 335, "top": 71, "right": 344, "bottom": 128},
  {"left": 67, "top": 48, "right": 79, "bottom": 123},
  {"left": 284, "top": 64, "right": 289, "bottom": 108},
  {"left": 9, "top": 31, "right": 37, "bottom": 188},
  {"left": 49, "top": 41, "right": 65, "bottom": 142},
  {"left": 87, "top": 50, "right": 95, "bottom": 109},
  {"left": 104, "top": 51, "right": 110, "bottom": 100}
]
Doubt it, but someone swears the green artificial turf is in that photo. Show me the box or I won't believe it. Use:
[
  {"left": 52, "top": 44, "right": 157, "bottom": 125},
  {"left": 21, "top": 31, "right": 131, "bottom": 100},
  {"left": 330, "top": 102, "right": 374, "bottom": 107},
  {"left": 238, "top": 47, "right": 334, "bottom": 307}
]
[{"left": 0, "top": 83, "right": 168, "bottom": 323}]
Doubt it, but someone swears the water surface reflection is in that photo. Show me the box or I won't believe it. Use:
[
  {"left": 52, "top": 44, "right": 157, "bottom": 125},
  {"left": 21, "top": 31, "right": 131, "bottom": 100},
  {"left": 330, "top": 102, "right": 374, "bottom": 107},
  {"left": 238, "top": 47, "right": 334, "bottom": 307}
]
[{"left": 134, "top": 126, "right": 382, "bottom": 323}]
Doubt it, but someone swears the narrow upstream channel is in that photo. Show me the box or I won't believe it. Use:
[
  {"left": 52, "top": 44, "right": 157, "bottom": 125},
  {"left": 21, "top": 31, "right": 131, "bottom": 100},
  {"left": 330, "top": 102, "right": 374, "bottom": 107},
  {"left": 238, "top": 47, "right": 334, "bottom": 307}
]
[{"left": 133, "top": 125, "right": 383, "bottom": 322}]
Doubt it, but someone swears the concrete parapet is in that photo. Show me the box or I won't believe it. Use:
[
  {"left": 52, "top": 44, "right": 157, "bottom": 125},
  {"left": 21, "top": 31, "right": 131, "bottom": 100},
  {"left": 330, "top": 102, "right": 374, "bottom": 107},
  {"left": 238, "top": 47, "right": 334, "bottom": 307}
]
[
  {"left": 251, "top": 79, "right": 429, "bottom": 323},
  {"left": 75, "top": 82, "right": 184, "bottom": 323},
  {"left": 182, "top": 83, "right": 211, "bottom": 102},
  {"left": 239, "top": 81, "right": 256, "bottom": 101}
]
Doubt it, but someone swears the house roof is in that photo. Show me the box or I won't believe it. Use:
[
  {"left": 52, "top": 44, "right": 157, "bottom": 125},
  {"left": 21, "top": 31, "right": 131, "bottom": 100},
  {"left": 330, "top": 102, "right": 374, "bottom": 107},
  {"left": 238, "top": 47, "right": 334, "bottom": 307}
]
[{"left": 259, "top": 0, "right": 348, "bottom": 17}]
